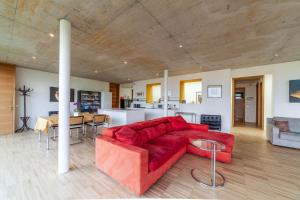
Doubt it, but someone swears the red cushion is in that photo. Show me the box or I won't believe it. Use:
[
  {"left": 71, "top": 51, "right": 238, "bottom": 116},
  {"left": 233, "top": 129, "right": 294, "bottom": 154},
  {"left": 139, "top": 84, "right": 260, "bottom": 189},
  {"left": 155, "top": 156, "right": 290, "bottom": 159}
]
[
  {"left": 137, "top": 127, "right": 162, "bottom": 145},
  {"left": 134, "top": 123, "right": 172, "bottom": 145},
  {"left": 165, "top": 122, "right": 174, "bottom": 132},
  {"left": 115, "top": 126, "right": 143, "bottom": 147},
  {"left": 274, "top": 120, "right": 290, "bottom": 132},
  {"left": 169, "top": 130, "right": 202, "bottom": 138},
  {"left": 144, "top": 134, "right": 187, "bottom": 172},
  {"left": 168, "top": 116, "right": 191, "bottom": 131},
  {"left": 140, "top": 117, "right": 169, "bottom": 127},
  {"left": 143, "top": 143, "right": 179, "bottom": 172},
  {"left": 155, "top": 123, "right": 167, "bottom": 135},
  {"left": 129, "top": 118, "right": 169, "bottom": 131},
  {"left": 150, "top": 134, "right": 188, "bottom": 149}
]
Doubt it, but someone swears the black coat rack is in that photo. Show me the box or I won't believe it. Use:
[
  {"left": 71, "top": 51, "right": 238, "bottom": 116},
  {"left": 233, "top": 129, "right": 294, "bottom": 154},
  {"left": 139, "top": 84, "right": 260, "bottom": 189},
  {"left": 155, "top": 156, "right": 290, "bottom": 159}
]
[{"left": 15, "top": 85, "right": 33, "bottom": 133}]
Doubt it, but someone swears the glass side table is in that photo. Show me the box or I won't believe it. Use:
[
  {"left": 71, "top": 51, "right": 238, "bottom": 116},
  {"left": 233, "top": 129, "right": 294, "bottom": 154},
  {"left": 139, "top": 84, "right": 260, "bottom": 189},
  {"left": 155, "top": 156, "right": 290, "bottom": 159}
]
[{"left": 191, "top": 139, "right": 226, "bottom": 188}]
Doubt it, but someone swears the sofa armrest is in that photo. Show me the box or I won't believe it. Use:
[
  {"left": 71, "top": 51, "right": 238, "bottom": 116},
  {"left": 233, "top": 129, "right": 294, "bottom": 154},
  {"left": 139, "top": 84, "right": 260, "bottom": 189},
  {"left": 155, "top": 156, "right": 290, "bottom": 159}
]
[
  {"left": 189, "top": 123, "right": 209, "bottom": 132},
  {"left": 95, "top": 136, "right": 148, "bottom": 195},
  {"left": 101, "top": 126, "right": 121, "bottom": 137},
  {"left": 271, "top": 126, "right": 280, "bottom": 143}
]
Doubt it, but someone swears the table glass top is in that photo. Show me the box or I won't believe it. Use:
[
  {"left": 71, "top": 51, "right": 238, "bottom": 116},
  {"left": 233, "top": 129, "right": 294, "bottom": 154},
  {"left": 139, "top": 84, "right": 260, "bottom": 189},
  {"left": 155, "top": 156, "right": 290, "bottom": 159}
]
[{"left": 192, "top": 139, "right": 225, "bottom": 152}]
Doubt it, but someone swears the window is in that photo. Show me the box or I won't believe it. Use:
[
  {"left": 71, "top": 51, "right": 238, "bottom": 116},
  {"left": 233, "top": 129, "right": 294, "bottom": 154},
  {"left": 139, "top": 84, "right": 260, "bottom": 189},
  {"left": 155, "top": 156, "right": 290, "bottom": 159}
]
[
  {"left": 146, "top": 83, "right": 161, "bottom": 103},
  {"left": 180, "top": 79, "right": 202, "bottom": 104}
]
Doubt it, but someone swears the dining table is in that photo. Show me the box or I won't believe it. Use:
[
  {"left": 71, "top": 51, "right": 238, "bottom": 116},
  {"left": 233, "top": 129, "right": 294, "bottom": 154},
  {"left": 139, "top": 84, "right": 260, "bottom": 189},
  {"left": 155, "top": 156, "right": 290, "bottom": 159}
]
[
  {"left": 34, "top": 113, "right": 110, "bottom": 134},
  {"left": 34, "top": 113, "right": 110, "bottom": 149}
]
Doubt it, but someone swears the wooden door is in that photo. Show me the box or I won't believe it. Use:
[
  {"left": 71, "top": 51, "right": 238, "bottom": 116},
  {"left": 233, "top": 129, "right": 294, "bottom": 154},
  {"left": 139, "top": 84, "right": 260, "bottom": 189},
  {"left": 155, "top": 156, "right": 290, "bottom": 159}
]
[
  {"left": 0, "top": 63, "right": 16, "bottom": 134},
  {"left": 109, "top": 83, "right": 120, "bottom": 108},
  {"left": 234, "top": 88, "right": 245, "bottom": 124}
]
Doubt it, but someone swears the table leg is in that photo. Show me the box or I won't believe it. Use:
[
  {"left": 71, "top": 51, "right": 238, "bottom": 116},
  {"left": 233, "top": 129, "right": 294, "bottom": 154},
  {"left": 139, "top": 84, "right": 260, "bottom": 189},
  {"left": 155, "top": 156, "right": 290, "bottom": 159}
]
[
  {"left": 53, "top": 128, "right": 56, "bottom": 140},
  {"left": 47, "top": 133, "right": 49, "bottom": 150},
  {"left": 39, "top": 130, "right": 41, "bottom": 142},
  {"left": 191, "top": 141, "right": 225, "bottom": 188},
  {"left": 211, "top": 143, "right": 216, "bottom": 188}
]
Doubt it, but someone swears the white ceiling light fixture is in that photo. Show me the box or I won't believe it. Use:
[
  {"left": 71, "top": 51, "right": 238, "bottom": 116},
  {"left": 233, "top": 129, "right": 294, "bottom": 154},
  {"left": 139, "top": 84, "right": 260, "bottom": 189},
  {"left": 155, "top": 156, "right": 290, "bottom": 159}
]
[
  {"left": 49, "top": 33, "right": 55, "bottom": 38},
  {"left": 179, "top": 44, "right": 183, "bottom": 48},
  {"left": 274, "top": 53, "right": 279, "bottom": 57},
  {"left": 32, "top": 56, "right": 36, "bottom": 60},
  {"left": 124, "top": 61, "right": 128, "bottom": 64}
]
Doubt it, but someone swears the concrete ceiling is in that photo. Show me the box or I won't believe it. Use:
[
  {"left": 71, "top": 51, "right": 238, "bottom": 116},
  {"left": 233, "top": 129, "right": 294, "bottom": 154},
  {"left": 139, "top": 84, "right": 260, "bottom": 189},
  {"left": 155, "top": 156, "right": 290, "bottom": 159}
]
[{"left": 1, "top": 0, "right": 300, "bottom": 83}]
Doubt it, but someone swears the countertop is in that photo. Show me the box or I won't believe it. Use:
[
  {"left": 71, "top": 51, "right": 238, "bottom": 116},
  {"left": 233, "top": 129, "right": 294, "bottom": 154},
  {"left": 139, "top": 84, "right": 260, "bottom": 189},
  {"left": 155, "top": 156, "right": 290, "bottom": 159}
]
[
  {"left": 134, "top": 107, "right": 178, "bottom": 111},
  {"left": 101, "top": 108, "right": 145, "bottom": 112}
]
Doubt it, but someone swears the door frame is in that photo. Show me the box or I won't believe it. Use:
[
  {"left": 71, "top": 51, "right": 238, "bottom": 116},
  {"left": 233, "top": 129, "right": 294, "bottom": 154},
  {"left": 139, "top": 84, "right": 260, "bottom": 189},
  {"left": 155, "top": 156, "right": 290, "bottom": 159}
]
[
  {"left": 260, "top": 81, "right": 264, "bottom": 129},
  {"left": 256, "top": 83, "right": 259, "bottom": 126},
  {"left": 232, "top": 75, "right": 264, "bottom": 129}
]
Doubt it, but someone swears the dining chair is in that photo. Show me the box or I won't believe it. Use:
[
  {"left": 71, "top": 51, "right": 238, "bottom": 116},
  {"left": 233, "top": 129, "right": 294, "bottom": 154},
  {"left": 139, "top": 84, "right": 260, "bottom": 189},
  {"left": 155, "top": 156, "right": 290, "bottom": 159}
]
[
  {"left": 85, "top": 114, "right": 107, "bottom": 140},
  {"left": 49, "top": 112, "right": 58, "bottom": 141},
  {"left": 69, "top": 116, "right": 85, "bottom": 143}
]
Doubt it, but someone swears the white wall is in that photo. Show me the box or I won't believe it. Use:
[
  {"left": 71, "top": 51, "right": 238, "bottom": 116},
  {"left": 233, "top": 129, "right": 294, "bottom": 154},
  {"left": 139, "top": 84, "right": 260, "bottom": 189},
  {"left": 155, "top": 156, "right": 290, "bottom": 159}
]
[
  {"left": 133, "top": 69, "right": 232, "bottom": 132},
  {"left": 15, "top": 67, "right": 109, "bottom": 128},
  {"left": 16, "top": 60, "right": 300, "bottom": 131},
  {"left": 133, "top": 60, "right": 300, "bottom": 132}
]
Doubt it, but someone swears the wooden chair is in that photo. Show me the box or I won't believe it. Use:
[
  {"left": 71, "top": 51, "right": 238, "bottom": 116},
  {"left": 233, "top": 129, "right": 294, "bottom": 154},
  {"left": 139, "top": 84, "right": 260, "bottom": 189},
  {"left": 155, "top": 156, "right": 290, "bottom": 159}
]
[
  {"left": 85, "top": 114, "right": 107, "bottom": 140},
  {"left": 69, "top": 116, "right": 85, "bottom": 143},
  {"left": 49, "top": 112, "right": 58, "bottom": 141}
]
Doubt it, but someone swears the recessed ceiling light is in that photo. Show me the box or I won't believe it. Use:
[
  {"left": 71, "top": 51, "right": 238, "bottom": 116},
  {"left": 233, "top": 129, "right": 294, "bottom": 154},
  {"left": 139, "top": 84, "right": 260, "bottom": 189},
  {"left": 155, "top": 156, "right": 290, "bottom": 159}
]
[
  {"left": 94, "top": 69, "right": 98, "bottom": 73},
  {"left": 128, "top": 78, "right": 131, "bottom": 81},
  {"left": 124, "top": 61, "right": 128, "bottom": 64},
  {"left": 274, "top": 53, "right": 279, "bottom": 57},
  {"left": 32, "top": 56, "right": 36, "bottom": 60},
  {"left": 49, "top": 33, "right": 55, "bottom": 38},
  {"left": 179, "top": 44, "right": 183, "bottom": 48}
]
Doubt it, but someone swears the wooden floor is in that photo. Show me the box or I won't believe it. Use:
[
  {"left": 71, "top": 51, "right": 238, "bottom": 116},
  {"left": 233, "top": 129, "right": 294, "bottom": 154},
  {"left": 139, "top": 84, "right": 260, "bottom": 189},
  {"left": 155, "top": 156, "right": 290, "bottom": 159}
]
[
  {"left": 234, "top": 122, "right": 258, "bottom": 128},
  {"left": 1, "top": 127, "right": 300, "bottom": 200}
]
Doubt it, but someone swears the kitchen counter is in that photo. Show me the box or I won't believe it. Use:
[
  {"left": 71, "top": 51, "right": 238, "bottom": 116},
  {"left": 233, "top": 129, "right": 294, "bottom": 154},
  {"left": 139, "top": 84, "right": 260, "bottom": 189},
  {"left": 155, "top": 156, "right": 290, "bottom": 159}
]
[
  {"left": 143, "top": 108, "right": 177, "bottom": 120},
  {"left": 99, "top": 109, "right": 145, "bottom": 126},
  {"left": 101, "top": 108, "right": 142, "bottom": 112}
]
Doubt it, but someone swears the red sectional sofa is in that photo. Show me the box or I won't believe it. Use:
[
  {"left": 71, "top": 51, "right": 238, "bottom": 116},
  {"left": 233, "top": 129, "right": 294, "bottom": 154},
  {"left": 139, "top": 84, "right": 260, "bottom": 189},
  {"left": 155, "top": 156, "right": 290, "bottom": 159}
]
[{"left": 95, "top": 116, "right": 234, "bottom": 195}]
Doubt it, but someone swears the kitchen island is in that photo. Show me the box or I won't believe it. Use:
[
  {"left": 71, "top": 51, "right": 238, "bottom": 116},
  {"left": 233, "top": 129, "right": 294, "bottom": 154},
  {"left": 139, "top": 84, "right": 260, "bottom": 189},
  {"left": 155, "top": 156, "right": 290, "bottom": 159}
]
[
  {"left": 144, "top": 108, "right": 177, "bottom": 120},
  {"left": 100, "top": 109, "right": 145, "bottom": 126}
]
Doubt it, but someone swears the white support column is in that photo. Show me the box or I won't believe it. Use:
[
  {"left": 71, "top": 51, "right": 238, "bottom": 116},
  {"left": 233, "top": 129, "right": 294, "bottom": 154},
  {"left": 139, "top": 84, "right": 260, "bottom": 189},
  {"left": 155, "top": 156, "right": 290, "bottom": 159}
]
[
  {"left": 58, "top": 19, "right": 71, "bottom": 174},
  {"left": 163, "top": 69, "right": 168, "bottom": 117}
]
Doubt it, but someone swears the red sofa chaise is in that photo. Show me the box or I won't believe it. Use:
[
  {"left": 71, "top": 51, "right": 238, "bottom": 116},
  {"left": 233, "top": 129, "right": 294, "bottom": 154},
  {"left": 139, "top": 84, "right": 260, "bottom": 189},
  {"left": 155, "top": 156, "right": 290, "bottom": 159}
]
[{"left": 95, "top": 116, "right": 234, "bottom": 195}]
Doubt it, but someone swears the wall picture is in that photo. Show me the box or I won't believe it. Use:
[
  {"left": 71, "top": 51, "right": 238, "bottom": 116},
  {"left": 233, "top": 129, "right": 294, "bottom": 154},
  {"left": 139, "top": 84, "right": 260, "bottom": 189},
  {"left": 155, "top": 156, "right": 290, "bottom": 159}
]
[
  {"left": 136, "top": 91, "right": 144, "bottom": 97},
  {"left": 50, "top": 87, "right": 75, "bottom": 102},
  {"left": 207, "top": 85, "right": 222, "bottom": 98},
  {"left": 289, "top": 80, "right": 300, "bottom": 103}
]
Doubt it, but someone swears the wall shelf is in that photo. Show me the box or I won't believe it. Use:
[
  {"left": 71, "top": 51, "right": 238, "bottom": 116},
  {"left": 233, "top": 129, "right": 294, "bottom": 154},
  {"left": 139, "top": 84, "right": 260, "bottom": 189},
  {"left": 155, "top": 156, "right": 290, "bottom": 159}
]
[{"left": 77, "top": 90, "right": 101, "bottom": 113}]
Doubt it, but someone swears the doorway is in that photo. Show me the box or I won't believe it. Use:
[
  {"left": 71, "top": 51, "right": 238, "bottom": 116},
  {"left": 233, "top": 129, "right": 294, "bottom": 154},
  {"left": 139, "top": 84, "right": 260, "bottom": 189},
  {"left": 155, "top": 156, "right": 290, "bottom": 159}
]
[{"left": 232, "top": 76, "right": 264, "bottom": 129}]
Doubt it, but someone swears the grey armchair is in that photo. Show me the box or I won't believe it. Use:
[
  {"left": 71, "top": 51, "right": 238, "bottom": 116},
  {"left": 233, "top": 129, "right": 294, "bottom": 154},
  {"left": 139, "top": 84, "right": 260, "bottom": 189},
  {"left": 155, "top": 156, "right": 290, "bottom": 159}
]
[{"left": 267, "top": 117, "right": 300, "bottom": 149}]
